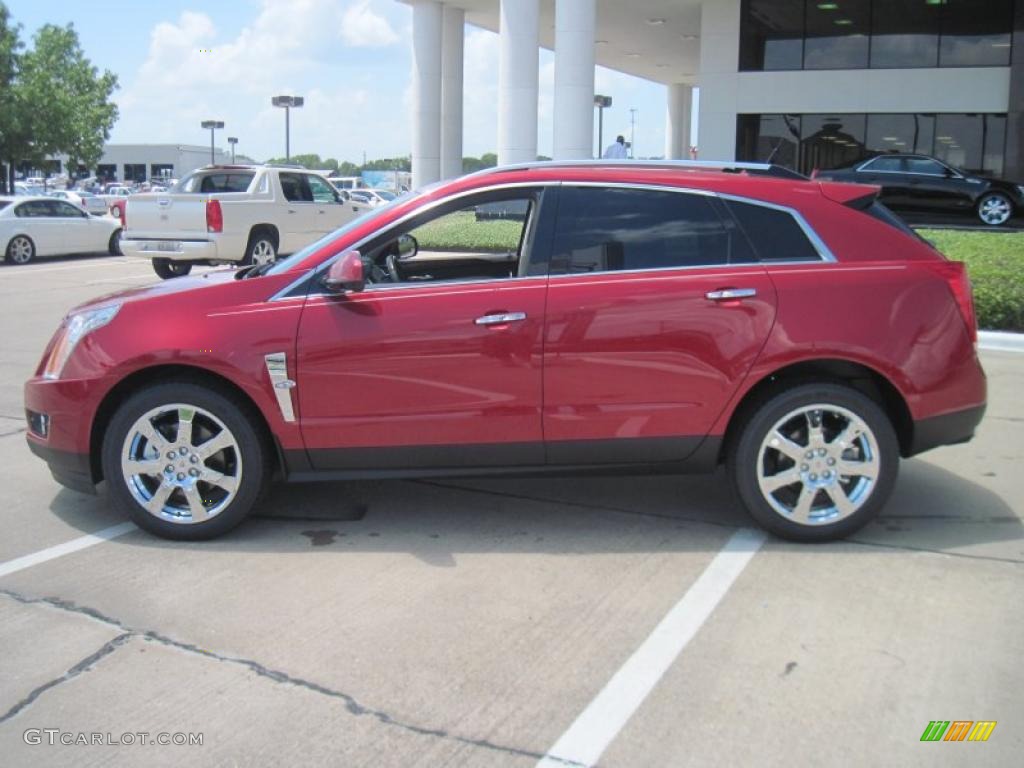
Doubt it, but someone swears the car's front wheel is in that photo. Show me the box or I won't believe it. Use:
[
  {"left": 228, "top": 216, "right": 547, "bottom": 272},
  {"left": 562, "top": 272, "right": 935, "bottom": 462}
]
[
  {"left": 728, "top": 382, "right": 899, "bottom": 542},
  {"left": 152, "top": 257, "right": 193, "bottom": 279},
  {"left": 101, "top": 382, "right": 271, "bottom": 540},
  {"left": 242, "top": 229, "right": 278, "bottom": 267},
  {"left": 977, "top": 192, "right": 1013, "bottom": 226},
  {"left": 108, "top": 229, "right": 122, "bottom": 256}
]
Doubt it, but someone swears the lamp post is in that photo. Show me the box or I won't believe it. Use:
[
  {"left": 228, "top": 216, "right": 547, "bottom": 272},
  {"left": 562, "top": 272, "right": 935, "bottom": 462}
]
[
  {"left": 594, "top": 95, "right": 612, "bottom": 157},
  {"left": 271, "top": 95, "right": 304, "bottom": 162},
  {"left": 227, "top": 137, "right": 238, "bottom": 163},
  {"left": 200, "top": 120, "right": 224, "bottom": 164}
]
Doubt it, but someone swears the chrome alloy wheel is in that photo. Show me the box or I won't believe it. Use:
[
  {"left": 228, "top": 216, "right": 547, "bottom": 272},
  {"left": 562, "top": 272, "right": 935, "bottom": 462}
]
[
  {"left": 8, "top": 236, "right": 33, "bottom": 264},
  {"left": 250, "top": 239, "right": 275, "bottom": 265},
  {"left": 120, "top": 404, "right": 242, "bottom": 524},
  {"left": 756, "top": 404, "right": 880, "bottom": 526},
  {"left": 978, "top": 194, "right": 1012, "bottom": 226}
]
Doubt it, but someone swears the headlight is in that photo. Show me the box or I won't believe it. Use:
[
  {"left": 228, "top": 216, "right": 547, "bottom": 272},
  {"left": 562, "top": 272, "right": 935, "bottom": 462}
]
[{"left": 42, "top": 304, "right": 121, "bottom": 380}]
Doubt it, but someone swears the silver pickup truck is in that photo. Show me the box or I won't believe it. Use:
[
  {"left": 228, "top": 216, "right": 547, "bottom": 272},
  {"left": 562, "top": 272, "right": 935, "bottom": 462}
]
[{"left": 120, "top": 164, "right": 371, "bottom": 279}]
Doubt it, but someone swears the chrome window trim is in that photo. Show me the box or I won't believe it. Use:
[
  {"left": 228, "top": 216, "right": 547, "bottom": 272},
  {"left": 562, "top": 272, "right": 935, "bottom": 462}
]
[
  {"left": 268, "top": 181, "right": 558, "bottom": 301},
  {"left": 717, "top": 192, "right": 837, "bottom": 263}
]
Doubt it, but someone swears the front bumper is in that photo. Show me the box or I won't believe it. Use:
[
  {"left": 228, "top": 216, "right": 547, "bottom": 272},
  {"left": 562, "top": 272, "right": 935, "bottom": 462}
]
[
  {"left": 908, "top": 403, "right": 986, "bottom": 457},
  {"left": 26, "top": 438, "right": 96, "bottom": 494},
  {"left": 121, "top": 238, "right": 220, "bottom": 262},
  {"left": 25, "top": 375, "right": 102, "bottom": 493}
]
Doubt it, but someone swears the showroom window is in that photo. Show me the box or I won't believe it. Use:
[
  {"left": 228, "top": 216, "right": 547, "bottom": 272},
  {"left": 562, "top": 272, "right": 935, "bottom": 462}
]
[
  {"left": 739, "top": 0, "right": 1015, "bottom": 71},
  {"left": 737, "top": 113, "right": 1009, "bottom": 176}
]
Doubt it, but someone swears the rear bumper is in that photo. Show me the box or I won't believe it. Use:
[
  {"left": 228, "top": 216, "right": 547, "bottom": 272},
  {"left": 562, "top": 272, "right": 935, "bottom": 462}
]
[
  {"left": 26, "top": 438, "right": 96, "bottom": 495},
  {"left": 908, "top": 403, "right": 986, "bottom": 457},
  {"left": 121, "top": 238, "right": 220, "bottom": 262}
]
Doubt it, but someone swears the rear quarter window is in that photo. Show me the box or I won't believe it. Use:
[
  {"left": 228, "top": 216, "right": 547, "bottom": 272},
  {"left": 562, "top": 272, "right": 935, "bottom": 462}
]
[
  {"left": 724, "top": 200, "right": 823, "bottom": 262},
  {"left": 179, "top": 172, "right": 255, "bottom": 193}
]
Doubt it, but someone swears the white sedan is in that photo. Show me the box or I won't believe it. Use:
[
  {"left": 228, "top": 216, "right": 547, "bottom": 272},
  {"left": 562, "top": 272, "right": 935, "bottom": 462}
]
[
  {"left": 1, "top": 196, "right": 123, "bottom": 265},
  {"left": 49, "top": 190, "right": 110, "bottom": 217},
  {"left": 349, "top": 188, "right": 397, "bottom": 207}
]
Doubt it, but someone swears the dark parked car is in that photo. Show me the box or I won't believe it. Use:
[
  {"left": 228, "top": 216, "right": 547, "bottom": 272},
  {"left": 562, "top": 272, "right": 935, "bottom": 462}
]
[
  {"left": 25, "top": 160, "right": 985, "bottom": 543},
  {"left": 814, "top": 154, "right": 1023, "bottom": 226}
]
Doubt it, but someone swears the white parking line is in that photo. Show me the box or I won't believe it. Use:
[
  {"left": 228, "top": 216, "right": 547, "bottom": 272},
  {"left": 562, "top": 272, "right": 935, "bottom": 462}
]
[
  {"left": 536, "top": 528, "right": 767, "bottom": 768},
  {"left": 0, "top": 258, "right": 136, "bottom": 275},
  {"left": 0, "top": 522, "right": 136, "bottom": 579}
]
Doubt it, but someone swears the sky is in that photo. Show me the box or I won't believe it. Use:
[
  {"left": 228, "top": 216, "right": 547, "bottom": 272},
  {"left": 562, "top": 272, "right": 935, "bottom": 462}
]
[{"left": 5, "top": 0, "right": 683, "bottom": 164}]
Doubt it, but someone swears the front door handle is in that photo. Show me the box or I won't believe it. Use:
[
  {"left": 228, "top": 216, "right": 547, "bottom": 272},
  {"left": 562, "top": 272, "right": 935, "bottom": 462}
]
[
  {"left": 706, "top": 288, "right": 757, "bottom": 301},
  {"left": 475, "top": 311, "right": 527, "bottom": 326}
]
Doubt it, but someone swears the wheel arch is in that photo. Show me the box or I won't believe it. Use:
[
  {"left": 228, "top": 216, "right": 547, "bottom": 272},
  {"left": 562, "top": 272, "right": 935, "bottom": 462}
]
[
  {"left": 721, "top": 358, "right": 914, "bottom": 464},
  {"left": 89, "top": 364, "right": 283, "bottom": 484},
  {"left": 247, "top": 224, "right": 280, "bottom": 248}
]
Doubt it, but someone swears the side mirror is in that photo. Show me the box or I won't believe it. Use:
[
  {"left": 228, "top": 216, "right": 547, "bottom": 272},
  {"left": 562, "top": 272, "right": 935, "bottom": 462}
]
[
  {"left": 323, "top": 250, "right": 365, "bottom": 293},
  {"left": 397, "top": 233, "right": 418, "bottom": 260}
]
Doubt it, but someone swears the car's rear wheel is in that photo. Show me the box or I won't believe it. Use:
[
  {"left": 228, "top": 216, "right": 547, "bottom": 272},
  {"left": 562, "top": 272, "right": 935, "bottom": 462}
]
[
  {"left": 5, "top": 235, "right": 35, "bottom": 265},
  {"left": 242, "top": 230, "right": 277, "bottom": 267},
  {"left": 977, "top": 192, "right": 1013, "bottom": 226},
  {"left": 152, "top": 257, "right": 193, "bottom": 279},
  {"left": 108, "top": 229, "right": 122, "bottom": 256},
  {"left": 728, "top": 382, "right": 898, "bottom": 542},
  {"left": 102, "top": 382, "right": 271, "bottom": 540}
]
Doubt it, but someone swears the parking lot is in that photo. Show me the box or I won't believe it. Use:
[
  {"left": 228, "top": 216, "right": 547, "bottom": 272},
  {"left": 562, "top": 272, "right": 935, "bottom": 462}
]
[{"left": 0, "top": 254, "right": 1021, "bottom": 766}]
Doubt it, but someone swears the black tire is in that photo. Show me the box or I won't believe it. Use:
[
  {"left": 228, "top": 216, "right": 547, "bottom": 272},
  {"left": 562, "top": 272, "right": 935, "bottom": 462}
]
[
  {"left": 108, "top": 229, "right": 122, "bottom": 256},
  {"left": 976, "top": 192, "right": 1014, "bottom": 226},
  {"left": 101, "top": 381, "right": 271, "bottom": 540},
  {"left": 241, "top": 228, "right": 278, "bottom": 267},
  {"left": 5, "top": 234, "right": 35, "bottom": 265},
  {"left": 728, "top": 382, "right": 899, "bottom": 542},
  {"left": 152, "top": 257, "right": 193, "bottom": 279}
]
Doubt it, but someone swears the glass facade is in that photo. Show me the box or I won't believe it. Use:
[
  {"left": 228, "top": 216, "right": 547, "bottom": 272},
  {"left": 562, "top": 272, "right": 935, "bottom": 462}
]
[
  {"left": 736, "top": 113, "right": 1009, "bottom": 175},
  {"left": 740, "top": 0, "right": 1015, "bottom": 71}
]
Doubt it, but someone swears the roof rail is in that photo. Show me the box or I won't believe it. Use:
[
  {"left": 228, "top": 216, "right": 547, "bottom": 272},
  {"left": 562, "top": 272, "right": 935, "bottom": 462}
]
[
  {"left": 264, "top": 163, "right": 307, "bottom": 169},
  {"left": 470, "top": 159, "right": 807, "bottom": 180}
]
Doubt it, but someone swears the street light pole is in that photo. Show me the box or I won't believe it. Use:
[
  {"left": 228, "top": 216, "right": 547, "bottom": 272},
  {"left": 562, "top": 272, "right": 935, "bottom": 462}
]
[
  {"left": 271, "top": 95, "right": 305, "bottom": 162},
  {"left": 200, "top": 120, "right": 224, "bottom": 164},
  {"left": 227, "top": 137, "right": 238, "bottom": 163},
  {"left": 594, "top": 95, "right": 612, "bottom": 157}
]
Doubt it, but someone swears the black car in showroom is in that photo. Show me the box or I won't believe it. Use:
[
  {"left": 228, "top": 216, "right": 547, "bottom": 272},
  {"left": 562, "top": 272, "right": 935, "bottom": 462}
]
[{"left": 814, "top": 154, "right": 1023, "bottom": 227}]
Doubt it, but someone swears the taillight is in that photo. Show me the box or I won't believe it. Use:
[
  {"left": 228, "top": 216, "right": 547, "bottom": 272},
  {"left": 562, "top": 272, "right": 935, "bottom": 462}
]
[
  {"left": 206, "top": 199, "right": 223, "bottom": 233},
  {"left": 926, "top": 261, "right": 977, "bottom": 344},
  {"left": 118, "top": 202, "right": 126, "bottom": 227}
]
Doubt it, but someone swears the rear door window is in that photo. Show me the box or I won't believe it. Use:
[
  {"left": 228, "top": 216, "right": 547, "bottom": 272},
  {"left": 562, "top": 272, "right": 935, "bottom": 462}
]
[
  {"left": 550, "top": 186, "right": 752, "bottom": 274},
  {"left": 307, "top": 175, "right": 339, "bottom": 203},
  {"left": 279, "top": 173, "right": 312, "bottom": 202},
  {"left": 724, "top": 200, "right": 824, "bottom": 263}
]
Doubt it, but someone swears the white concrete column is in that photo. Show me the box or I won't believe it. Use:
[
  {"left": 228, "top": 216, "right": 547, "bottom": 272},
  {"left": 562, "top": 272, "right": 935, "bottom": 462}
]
[
  {"left": 412, "top": 0, "right": 443, "bottom": 188},
  {"left": 665, "top": 84, "right": 692, "bottom": 159},
  {"left": 498, "top": 0, "right": 539, "bottom": 165},
  {"left": 553, "top": 0, "right": 596, "bottom": 160},
  {"left": 441, "top": 5, "right": 465, "bottom": 179},
  {"left": 696, "top": 0, "right": 741, "bottom": 162}
]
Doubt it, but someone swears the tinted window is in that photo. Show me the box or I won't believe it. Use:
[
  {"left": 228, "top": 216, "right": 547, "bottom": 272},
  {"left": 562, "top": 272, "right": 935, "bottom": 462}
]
[
  {"left": 53, "top": 201, "right": 84, "bottom": 217},
  {"left": 904, "top": 158, "right": 945, "bottom": 175},
  {"left": 861, "top": 156, "right": 904, "bottom": 172},
  {"left": 14, "top": 200, "right": 55, "bottom": 218},
  {"left": 865, "top": 114, "right": 935, "bottom": 156},
  {"left": 939, "top": 0, "right": 1013, "bottom": 66},
  {"left": 725, "top": 200, "right": 822, "bottom": 262},
  {"left": 551, "top": 188, "right": 745, "bottom": 274},
  {"left": 279, "top": 173, "right": 311, "bottom": 202},
  {"left": 0, "top": 201, "right": 9, "bottom": 211},
  {"left": 182, "top": 172, "right": 255, "bottom": 193},
  {"left": 803, "top": 0, "right": 870, "bottom": 70},
  {"left": 307, "top": 176, "right": 338, "bottom": 203},
  {"left": 870, "top": 0, "right": 940, "bottom": 68},
  {"left": 800, "top": 114, "right": 866, "bottom": 172},
  {"left": 740, "top": 0, "right": 804, "bottom": 71}
]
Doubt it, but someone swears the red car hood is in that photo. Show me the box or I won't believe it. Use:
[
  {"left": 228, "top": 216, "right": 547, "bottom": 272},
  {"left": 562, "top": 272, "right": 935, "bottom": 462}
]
[{"left": 68, "top": 267, "right": 242, "bottom": 314}]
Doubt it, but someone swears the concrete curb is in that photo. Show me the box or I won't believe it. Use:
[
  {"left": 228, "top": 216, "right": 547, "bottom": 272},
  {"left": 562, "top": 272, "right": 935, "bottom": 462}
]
[{"left": 978, "top": 331, "right": 1024, "bottom": 353}]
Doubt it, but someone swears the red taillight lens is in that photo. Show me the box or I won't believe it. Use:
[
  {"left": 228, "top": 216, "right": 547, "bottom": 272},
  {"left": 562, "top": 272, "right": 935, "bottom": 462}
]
[
  {"left": 118, "top": 202, "right": 126, "bottom": 228},
  {"left": 206, "top": 199, "right": 223, "bottom": 233},
  {"left": 926, "top": 261, "right": 977, "bottom": 344}
]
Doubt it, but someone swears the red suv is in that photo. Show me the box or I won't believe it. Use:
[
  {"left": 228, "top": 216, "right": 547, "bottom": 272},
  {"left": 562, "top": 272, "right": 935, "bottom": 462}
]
[{"left": 25, "top": 162, "right": 986, "bottom": 542}]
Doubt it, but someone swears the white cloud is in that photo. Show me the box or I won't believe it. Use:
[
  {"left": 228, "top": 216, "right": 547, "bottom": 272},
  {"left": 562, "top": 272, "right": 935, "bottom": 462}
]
[{"left": 341, "top": 1, "right": 399, "bottom": 48}]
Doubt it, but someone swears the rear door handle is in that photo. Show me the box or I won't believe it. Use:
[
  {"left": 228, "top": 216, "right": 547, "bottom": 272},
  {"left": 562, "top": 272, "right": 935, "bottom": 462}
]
[
  {"left": 705, "top": 288, "right": 757, "bottom": 301},
  {"left": 475, "top": 311, "right": 527, "bottom": 326}
]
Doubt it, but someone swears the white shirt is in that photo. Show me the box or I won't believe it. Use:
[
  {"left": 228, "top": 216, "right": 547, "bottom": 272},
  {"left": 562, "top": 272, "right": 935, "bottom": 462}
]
[{"left": 602, "top": 142, "right": 628, "bottom": 159}]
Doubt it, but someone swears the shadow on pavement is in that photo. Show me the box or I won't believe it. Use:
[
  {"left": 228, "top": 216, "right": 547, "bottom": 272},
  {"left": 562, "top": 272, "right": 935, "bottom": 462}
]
[{"left": 45, "top": 459, "right": 1022, "bottom": 562}]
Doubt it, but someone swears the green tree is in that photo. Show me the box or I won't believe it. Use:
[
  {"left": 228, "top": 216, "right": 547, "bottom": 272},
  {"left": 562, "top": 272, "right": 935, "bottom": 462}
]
[
  {"left": 0, "top": 3, "right": 23, "bottom": 192},
  {"left": 0, "top": 12, "right": 117, "bottom": 192},
  {"left": 362, "top": 156, "right": 411, "bottom": 172},
  {"left": 336, "top": 160, "right": 361, "bottom": 176}
]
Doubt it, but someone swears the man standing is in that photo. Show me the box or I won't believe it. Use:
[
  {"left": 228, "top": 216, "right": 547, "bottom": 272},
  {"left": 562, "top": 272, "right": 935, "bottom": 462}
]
[{"left": 602, "top": 135, "right": 628, "bottom": 159}]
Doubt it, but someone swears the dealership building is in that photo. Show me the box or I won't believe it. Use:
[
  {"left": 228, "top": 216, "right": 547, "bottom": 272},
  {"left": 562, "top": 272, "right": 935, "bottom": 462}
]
[{"left": 406, "top": 0, "right": 1022, "bottom": 186}]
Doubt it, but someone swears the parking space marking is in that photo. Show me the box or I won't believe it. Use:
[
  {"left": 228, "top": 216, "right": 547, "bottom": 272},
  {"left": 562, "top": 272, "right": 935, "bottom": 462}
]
[
  {"left": 536, "top": 527, "right": 767, "bottom": 768},
  {"left": 0, "top": 522, "right": 136, "bottom": 578},
  {"left": 0, "top": 259, "right": 136, "bottom": 275}
]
